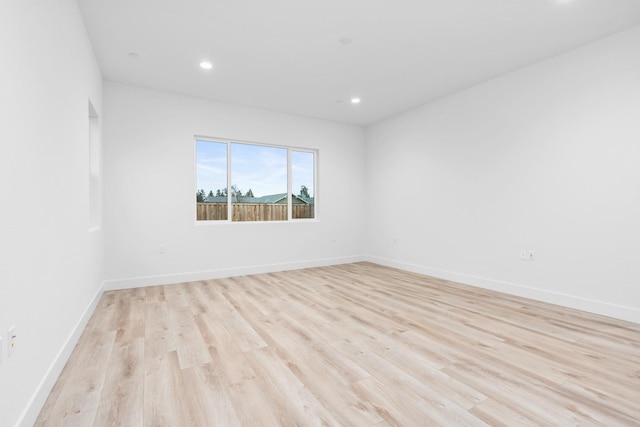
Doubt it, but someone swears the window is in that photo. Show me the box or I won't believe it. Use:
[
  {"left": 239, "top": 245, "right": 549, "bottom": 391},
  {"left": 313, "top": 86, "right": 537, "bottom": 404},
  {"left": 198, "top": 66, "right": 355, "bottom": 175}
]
[
  {"left": 292, "top": 150, "right": 315, "bottom": 219},
  {"left": 196, "top": 138, "right": 316, "bottom": 222},
  {"left": 196, "top": 140, "right": 228, "bottom": 220}
]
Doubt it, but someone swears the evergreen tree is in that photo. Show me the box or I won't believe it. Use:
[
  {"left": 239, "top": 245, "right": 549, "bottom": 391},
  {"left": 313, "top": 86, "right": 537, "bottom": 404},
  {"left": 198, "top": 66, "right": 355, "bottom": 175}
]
[{"left": 299, "top": 185, "right": 310, "bottom": 199}]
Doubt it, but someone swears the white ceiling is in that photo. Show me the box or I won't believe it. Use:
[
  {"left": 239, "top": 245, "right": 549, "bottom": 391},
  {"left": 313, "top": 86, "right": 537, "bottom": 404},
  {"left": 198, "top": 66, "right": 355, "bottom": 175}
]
[{"left": 77, "top": 0, "right": 640, "bottom": 126}]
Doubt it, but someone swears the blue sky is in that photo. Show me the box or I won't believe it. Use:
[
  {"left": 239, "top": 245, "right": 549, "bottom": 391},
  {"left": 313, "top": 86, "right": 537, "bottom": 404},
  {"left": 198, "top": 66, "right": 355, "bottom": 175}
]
[{"left": 196, "top": 140, "right": 314, "bottom": 197}]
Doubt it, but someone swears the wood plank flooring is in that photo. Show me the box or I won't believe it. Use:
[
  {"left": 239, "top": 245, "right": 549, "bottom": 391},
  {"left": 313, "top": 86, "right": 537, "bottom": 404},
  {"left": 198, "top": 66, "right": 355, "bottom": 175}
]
[{"left": 35, "top": 262, "right": 640, "bottom": 426}]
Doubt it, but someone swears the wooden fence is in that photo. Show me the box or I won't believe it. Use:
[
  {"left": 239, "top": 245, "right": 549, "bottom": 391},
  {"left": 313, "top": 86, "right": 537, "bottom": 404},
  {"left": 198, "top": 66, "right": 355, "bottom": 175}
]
[
  {"left": 197, "top": 203, "right": 314, "bottom": 221},
  {"left": 197, "top": 202, "right": 228, "bottom": 221},
  {"left": 292, "top": 204, "right": 314, "bottom": 219}
]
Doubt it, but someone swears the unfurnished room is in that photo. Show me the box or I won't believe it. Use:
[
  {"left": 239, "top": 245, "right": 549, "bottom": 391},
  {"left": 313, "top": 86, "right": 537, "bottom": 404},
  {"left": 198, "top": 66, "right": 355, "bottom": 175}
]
[{"left": 1, "top": 0, "right": 640, "bottom": 426}]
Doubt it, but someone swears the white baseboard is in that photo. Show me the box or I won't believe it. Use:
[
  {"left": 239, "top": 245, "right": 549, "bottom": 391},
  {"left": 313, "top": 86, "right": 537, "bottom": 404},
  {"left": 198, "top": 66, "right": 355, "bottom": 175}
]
[
  {"left": 104, "top": 255, "right": 367, "bottom": 291},
  {"left": 366, "top": 255, "right": 640, "bottom": 325},
  {"left": 17, "top": 283, "right": 105, "bottom": 427}
]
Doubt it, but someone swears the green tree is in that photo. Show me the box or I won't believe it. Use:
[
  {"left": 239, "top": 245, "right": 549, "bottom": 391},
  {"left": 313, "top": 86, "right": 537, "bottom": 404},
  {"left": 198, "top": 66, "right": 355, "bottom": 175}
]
[
  {"left": 216, "top": 188, "right": 227, "bottom": 197},
  {"left": 299, "top": 185, "right": 310, "bottom": 200},
  {"left": 231, "top": 184, "right": 243, "bottom": 202},
  {"left": 196, "top": 189, "right": 205, "bottom": 203},
  {"left": 208, "top": 190, "right": 214, "bottom": 198},
  {"left": 245, "top": 188, "right": 254, "bottom": 198}
]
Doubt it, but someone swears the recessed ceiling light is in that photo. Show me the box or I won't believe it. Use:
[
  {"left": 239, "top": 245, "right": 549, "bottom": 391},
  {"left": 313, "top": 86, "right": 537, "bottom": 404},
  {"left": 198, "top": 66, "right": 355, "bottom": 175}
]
[
  {"left": 351, "top": 98, "right": 361, "bottom": 104},
  {"left": 199, "top": 61, "right": 213, "bottom": 70}
]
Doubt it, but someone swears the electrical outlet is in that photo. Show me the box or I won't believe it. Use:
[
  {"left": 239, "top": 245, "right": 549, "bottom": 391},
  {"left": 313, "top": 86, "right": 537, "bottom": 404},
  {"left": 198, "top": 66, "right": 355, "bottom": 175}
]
[
  {"left": 8, "top": 326, "right": 16, "bottom": 357},
  {"left": 528, "top": 250, "right": 536, "bottom": 261},
  {"left": 520, "top": 249, "right": 536, "bottom": 261}
]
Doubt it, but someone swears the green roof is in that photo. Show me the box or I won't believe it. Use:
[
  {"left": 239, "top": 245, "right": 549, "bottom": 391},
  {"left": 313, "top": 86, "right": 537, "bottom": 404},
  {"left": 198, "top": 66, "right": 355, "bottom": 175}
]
[{"left": 202, "top": 193, "right": 311, "bottom": 204}]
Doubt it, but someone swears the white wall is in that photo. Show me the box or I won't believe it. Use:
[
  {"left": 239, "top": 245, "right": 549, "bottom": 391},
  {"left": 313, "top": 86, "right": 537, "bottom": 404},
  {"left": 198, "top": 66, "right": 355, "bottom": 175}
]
[
  {"left": 0, "top": 1, "right": 104, "bottom": 426},
  {"left": 103, "top": 82, "right": 366, "bottom": 288},
  {"left": 365, "top": 26, "right": 640, "bottom": 323}
]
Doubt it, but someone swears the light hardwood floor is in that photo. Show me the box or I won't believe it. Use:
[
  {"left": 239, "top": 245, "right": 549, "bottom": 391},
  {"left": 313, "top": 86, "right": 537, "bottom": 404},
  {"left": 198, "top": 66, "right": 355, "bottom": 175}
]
[{"left": 36, "top": 262, "right": 640, "bottom": 426}]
